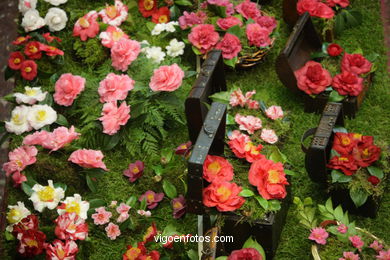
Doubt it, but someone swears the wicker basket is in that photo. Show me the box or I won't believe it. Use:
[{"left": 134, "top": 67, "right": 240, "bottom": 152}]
[{"left": 235, "top": 38, "right": 275, "bottom": 69}]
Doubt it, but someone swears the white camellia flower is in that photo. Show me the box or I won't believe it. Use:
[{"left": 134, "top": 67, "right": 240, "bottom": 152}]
[
  {"left": 165, "top": 21, "right": 179, "bottom": 33},
  {"left": 166, "top": 39, "right": 185, "bottom": 57},
  {"left": 144, "top": 46, "right": 166, "bottom": 64},
  {"left": 44, "top": 8, "right": 68, "bottom": 32},
  {"left": 18, "top": 0, "right": 37, "bottom": 14},
  {"left": 57, "top": 194, "right": 90, "bottom": 220},
  {"left": 6, "top": 202, "right": 31, "bottom": 232},
  {"left": 21, "top": 9, "right": 45, "bottom": 32},
  {"left": 5, "top": 105, "right": 32, "bottom": 135},
  {"left": 14, "top": 86, "right": 47, "bottom": 105},
  {"left": 29, "top": 180, "right": 65, "bottom": 212},
  {"left": 44, "top": 0, "right": 68, "bottom": 6},
  {"left": 151, "top": 23, "right": 166, "bottom": 36},
  {"left": 27, "top": 104, "right": 57, "bottom": 130}
]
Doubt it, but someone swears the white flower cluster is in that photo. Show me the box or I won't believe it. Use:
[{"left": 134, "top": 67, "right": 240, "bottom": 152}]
[
  {"left": 5, "top": 88, "right": 57, "bottom": 135},
  {"left": 141, "top": 38, "right": 185, "bottom": 64},
  {"left": 151, "top": 21, "right": 179, "bottom": 36},
  {"left": 19, "top": 0, "right": 68, "bottom": 32}
]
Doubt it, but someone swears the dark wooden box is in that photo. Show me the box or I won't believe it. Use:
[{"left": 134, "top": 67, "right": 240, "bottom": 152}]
[{"left": 282, "top": 0, "right": 299, "bottom": 26}]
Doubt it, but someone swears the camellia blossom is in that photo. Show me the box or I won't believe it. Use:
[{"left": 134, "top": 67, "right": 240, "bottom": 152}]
[
  {"left": 179, "top": 11, "right": 207, "bottom": 29},
  {"left": 349, "top": 235, "right": 364, "bottom": 251},
  {"left": 99, "top": 101, "right": 131, "bottom": 135},
  {"left": 246, "top": 23, "right": 272, "bottom": 48},
  {"left": 143, "top": 222, "right": 158, "bottom": 243},
  {"left": 171, "top": 195, "right": 186, "bottom": 219},
  {"left": 151, "top": 7, "right": 170, "bottom": 24},
  {"left": 14, "top": 86, "right": 47, "bottom": 105},
  {"left": 149, "top": 64, "right": 184, "bottom": 92},
  {"left": 11, "top": 214, "right": 39, "bottom": 235},
  {"left": 139, "top": 191, "right": 164, "bottom": 209},
  {"left": 235, "top": 114, "right": 262, "bottom": 134},
  {"left": 216, "top": 33, "right": 242, "bottom": 60},
  {"left": 332, "top": 71, "right": 364, "bottom": 96},
  {"left": 105, "top": 222, "right": 121, "bottom": 240},
  {"left": 327, "top": 0, "right": 350, "bottom": 8},
  {"left": 188, "top": 24, "right": 219, "bottom": 54},
  {"left": 327, "top": 155, "right": 358, "bottom": 176},
  {"left": 217, "top": 16, "right": 243, "bottom": 30},
  {"left": 368, "top": 176, "right": 380, "bottom": 186},
  {"left": 4, "top": 105, "right": 32, "bottom": 135},
  {"left": 13, "top": 36, "right": 32, "bottom": 45},
  {"left": 376, "top": 249, "right": 390, "bottom": 260},
  {"left": 2, "top": 145, "right": 37, "bottom": 177},
  {"left": 11, "top": 171, "right": 28, "bottom": 187},
  {"left": 68, "top": 149, "right": 108, "bottom": 171},
  {"left": 92, "top": 207, "right": 112, "bottom": 225},
  {"left": 175, "top": 141, "right": 192, "bottom": 156},
  {"left": 339, "top": 251, "right": 360, "bottom": 260},
  {"left": 207, "top": 0, "right": 234, "bottom": 16},
  {"left": 98, "top": 73, "right": 134, "bottom": 103},
  {"left": 99, "top": 26, "right": 129, "bottom": 48},
  {"left": 20, "top": 60, "right": 38, "bottom": 81},
  {"left": 44, "top": 7, "right": 68, "bottom": 32},
  {"left": 138, "top": 0, "right": 157, "bottom": 18},
  {"left": 337, "top": 223, "right": 348, "bottom": 234},
  {"left": 99, "top": 0, "right": 128, "bottom": 27},
  {"left": 166, "top": 39, "right": 185, "bottom": 57},
  {"left": 227, "top": 130, "right": 251, "bottom": 158},
  {"left": 297, "top": 0, "right": 335, "bottom": 19},
  {"left": 123, "top": 242, "right": 160, "bottom": 260},
  {"left": 111, "top": 39, "right": 141, "bottom": 71},
  {"left": 144, "top": 46, "right": 166, "bottom": 64},
  {"left": 8, "top": 51, "right": 24, "bottom": 70},
  {"left": 16, "top": 229, "right": 46, "bottom": 258},
  {"left": 43, "top": 33, "right": 62, "bottom": 43},
  {"left": 19, "top": 0, "right": 37, "bottom": 14},
  {"left": 137, "top": 210, "right": 152, "bottom": 217},
  {"left": 24, "top": 41, "right": 42, "bottom": 60},
  {"left": 309, "top": 227, "right": 329, "bottom": 245},
  {"left": 45, "top": 239, "right": 78, "bottom": 260},
  {"left": 116, "top": 203, "right": 131, "bottom": 223},
  {"left": 265, "top": 105, "right": 284, "bottom": 120},
  {"left": 327, "top": 43, "right": 343, "bottom": 57},
  {"left": 295, "top": 61, "right": 332, "bottom": 95},
  {"left": 203, "top": 180, "right": 245, "bottom": 212},
  {"left": 370, "top": 240, "right": 384, "bottom": 252},
  {"left": 203, "top": 155, "right": 234, "bottom": 183},
  {"left": 341, "top": 53, "right": 372, "bottom": 75},
  {"left": 21, "top": 9, "right": 45, "bottom": 32},
  {"left": 39, "top": 44, "right": 64, "bottom": 57},
  {"left": 27, "top": 104, "right": 57, "bottom": 130},
  {"left": 57, "top": 194, "right": 90, "bottom": 220},
  {"left": 255, "top": 15, "right": 278, "bottom": 33},
  {"left": 236, "top": 0, "right": 261, "bottom": 19},
  {"left": 261, "top": 129, "right": 278, "bottom": 144},
  {"left": 228, "top": 248, "right": 263, "bottom": 260},
  {"left": 243, "top": 142, "right": 265, "bottom": 163},
  {"left": 229, "top": 89, "right": 257, "bottom": 108},
  {"left": 123, "top": 160, "right": 144, "bottom": 182},
  {"left": 54, "top": 73, "right": 86, "bottom": 106},
  {"left": 73, "top": 11, "right": 100, "bottom": 41},
  {"left": 54, "top": 212, "right": 89, "bottom": 240},
  {"left": 44, "top": 0, "right": 68, "bottom": 6},
  {"left": 6, "top": 202, "right": 31, "bottom": 232},
  {"left": 29, "top": 180, "right": 65, "bottom": 212}
]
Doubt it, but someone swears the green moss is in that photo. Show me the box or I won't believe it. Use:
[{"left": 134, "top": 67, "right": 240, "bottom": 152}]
[{"left": 73, "top": 38, "right": 108, "bottom": 68}]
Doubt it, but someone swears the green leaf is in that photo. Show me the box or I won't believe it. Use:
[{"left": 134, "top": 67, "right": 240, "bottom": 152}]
[
  {"left": 187, "top": 249, "right": 198, "bottom": 260},
  {"left": 365, "top": 53, "right": 379, "bottom": 63},
  {"left": 4, "top": 66, "right": 15, "bottom": 81},
  {"left": 331, "top": 170, "right": 352, "bottom": 183},
  {"left": 126, "top": 196, "right": 138, "bottom": 208},
  {"left": 321, "top": 42, "right": 330, "bottom": 53},
  {"left": 169, "top": 5, "right": 181, "bottom": 20},
  {"left": 329, "top": 90, "right": 345, "bottom": 102},
  {"left": 83, "top": 168, "right": 106, "bottom": 178},
  {"left": 285, "top": 169, "right": 297, "bottom": 176},
  {"left": 333, "top": 127, "right": 348, "bottom": 133},
  {"left": 152, "top": 165, "right": 164, "bottom": 176},
  {"left": 191, "top": 45, "right": 201, "bottom": 55},
  {"left": 174, "top": 0, "right": 192, "bottom": 6},
  {"left": 259, "top": 100, "right": 267, "bottom": 112},
  {"left": 209, "top": 91, "right": 231, "bottom": 104},
  {"left": 2, "top": 93, "right": 16, "bottom": 103},
  {"left": 146, "top": 22, "right": 156, "bottom": 32},
  {"left": 102, "top": 133, "right": 120, "bottom": 151},
  {"left": 185, "top": 70, "right": 197, "bottom": 78},
  {"left": 226, "top": 25, "right": 242, "bottom": 38},
  {"left": 226, "top": 114, "right": 235, "bottom": 125},
  {"left": 161, "top": 148, "right": 173, "bottom": 164},
  {"left": 344, "top": 9, "right": 362, "bottom": 28},
  {"left": 269, "top": 146, "right": 288, "bottom": 163},
  {"left": 21, "top": 183, "right": 33, "bottom": 196},
  {"left": 367, "top": 166, "right": 384, "bottom": 179},
  {"left": 40, "top": 94, "right": 53, "bottom": 106},
  {"left": 163, "top": 180, "right": 177, "bottom": 199},
  {"left": 89, "top": 199, "right": 106, "bottom": 209},
  {"left": 303, "top": 197, "right": 313, "bottom": 206},
  {"left": 215, "top": 257, "right": 228, "bottom": 260},
  {"left": 49, "top": 73, "right": 60, "bottom": 84},
  {"left": 4, "top": 231, "right": 14, "bottom": 241},
  {"left": 140, "top": 198, "right": 147, "bottom": 210},
  {"left": 269, "top": 200, "right": 282, "bottom": 211},
  {"left": 223, "top": 56, "right": 238, "bottom": 68},
  {"left": 255, "top": 196, "right": 269, "bottom": 210},
  {"left": 311, "top": 52, "right": 328, "bottom": 59},
  {"left": 349, "top": 189, "right": 369, "bottom": 208},
  {"left": 239, "top": 189, "right": 255, "bottom": 197},
  {"left": 54, "top": 183, "right": 67, "bottom": 192},
  {"left": 325, "top": 198, "right": 334, "bottom": 213},
  {"left": 243, "top": 237, "right": 266, "bottom": 259},
  {"left": 55, "top": 114, "right": 69, "bottom": 126},
  {"left": 352, "top": 47, "right": 363, "bottom": 55},
  {"left": 334, "top": 205, "right": 344, "bottom": 221},
  {"left": 208, "top": 4, "right": 226, "bottom": 18},
  {"left": 335, "top": 12, "right": 346, "bottom": 35},
  {"left": 86, "top": 174, "right": 97, "bottom": 193}
]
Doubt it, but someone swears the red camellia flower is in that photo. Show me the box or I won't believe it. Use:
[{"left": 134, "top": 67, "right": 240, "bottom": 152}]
[
  {"left": 20, "top": 60, "right": 38, "bottom": 81},
  {"left": 54, "top": 212, "right": 89, "bottom": 241},
  {"left": 216, "top": 33, "right": 242, "bottom": 60},
  {"left": 248, "top": 157, "right": 289, "bottom": 200},
  {"left": 297, "top": 0, "right": 335, "bottom": 18},
  {"left": 123, "top": 242, "right": 160, "bottom": 260},
  {"left": 327, "top": 155, "right": 358, "bottom": 175},
  {"left": 203, "top": 180, "right": 245, "bottom": 212},
  {"left": 228, "top": 135, "right": 248, "bottom": 159},
  {"left": 171, "top": 195, "right": 186, "bottom": 219},
  {"left": 123, "top": 160, "right": 144, "bottom": 183},
  {"left": 228, "top": 248, "right": 263, "bottom": 260},
  {"left": 139, "top": 190, "right": 164, "bottom": 209},
  {"left": 341, "top": 53, "right": 372, "bottom": 75},
  {"left": 138, "top": 0, "right": 157, "bottom": 18},
  {"left": 175, "top": 141, "right": 192, "bottom": 156},
  {"left": 39, "top": 44, "right": 64, "bottom": 57},
  {"left": 73, "top": 11, "right": 100, "bottom": 41},
  {"left": 326, "top": 0, "right": 350, "bottom": 8},
  {"left": 246, "top": 23, "right": 272, "bottom": 48},
  {"left": 12, "top": 215, "right": 39, "bottom": 236},
  {"left": 332, "top": 132, "right": 358, "bottom": 155},
  {"left": 45, "top": 239, "right": 79, "bottom": 260},
  {"left": 295, "top": 61, "right": 332, "bottom": 95},
  {"left": 244, "top": 142, "right": 265, "bottom": 163},
  {"left": 332, "top": 71, "right": 364, "bottom": 96},
  {"left": 327, "top": 43, "right": 343, "bottom": 56},
  {"left": 43, "top": 32, "right": 62, "bottom": 43},
  {"left": 352, "top": 136, "right": 381, "bottom": 167},
  {"left": 12, "top": 36, "right": 32, "bottom": 45},
  {"left": 188, "top": 24, "right": 219, "bottom": 54},
  {"left": 151, "top": 7, "right": 170, "bottom": 24},
  {"left": 8, "top": 52, "right": 25, "bottom": 70},
  {"left": 143, "top": 222, "right": 158, "bottom": 243},
  {"left": 16, "top": 229, "right": 46, "bottom": 258},
  {"left": 368, "top": 176, "right": 380, "bottom": 186},
  {"left": 24, "top": 41, "right": 42, "bottom": 60},
  {"left": 203, "top": 155, "right": 234, "bottom": 183}
]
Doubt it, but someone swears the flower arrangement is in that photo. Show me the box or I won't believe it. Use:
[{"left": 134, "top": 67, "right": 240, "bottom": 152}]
[
  {"left": 180, "top": 0, "right": 278, "bottom": 68},
  {"left": 138, "top": 0, "right": 194, "bottom": 24},
  {"left": 294, "top": 197, "right": 389, "bottom": 260}
]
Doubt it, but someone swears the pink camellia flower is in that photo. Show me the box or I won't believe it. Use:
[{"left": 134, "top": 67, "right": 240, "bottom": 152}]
[
  {"left": 216, "top": 33, "right": 242, "bottom": 60},
  {"left": 228, "top": 130, "right": 251, "bottom": 142},
  {"left": 2, "top": 145, "right": 38, "bottom": 177},
  {"left": 99, "top": 26, "right": 129, "bottom": 48},
  {"left": 172, "top": 195, "right": 186, "bottom": 219},
  {"left": 123, "top": 160, "right": 144, "bottom": 182},
  {"left": 73, "top": 11, "right": 100, "bottom": 41},
  {"left": 332, "top": 71, "right": 364, "bottom": 96},
  {"left": 349, "top": 235, "right": 364, "bottom": 251},
  {"left": 188, "top": 24, "right": 219, "bottom": 54},
  {"left": 109, "top": 201, "right": 118, "bottom": 208},
  {"left": 309, "top": 227, "right": 329, "bottom": 245},
  {"left": 149, "top": 64, "right": 184, "bottom": 92},
  {"left": 246, "top": 23, "right": 272, "bottom": 48},
  {"left": 99, "top": 101, "right": 131, "bottom": 135},
  {"left": 68, "top": 149, "right": 108, "bottom": 171},
  {"left": 11, "top": 171, "right": 27, "bottom": 187},
  {"left": 46, "top": 239, "right": 79, "bottom": 260},
  {"left": 339, "top": 251, "right": 360, "bottom": 260},
  {"left": 137, "top": 210, "right": 152, "bottom": 217},
  {"left": 370, "top": 240, "right": 384, "bottom": 253},
  {"left": 261, "top": 129, "right": 278, "bottom": 144},
  {"left": 175, "top": 141, "right": 192, "bottom": 156},
  {"left": 116, "top": 203, "right": 131, "bottom": 223},
  {"left": 54, "top": 73, "right": 86, "bottom": 106},
  {"left": 377, "top": 249, "right": 390, "bottom": 260},
  {"left": 230, "top": 89, "right": 247, "bottom": 107},
  {"left": 341, "top": 53, "right": 372, "bottom": 75},
  {"left": 255, "top": 15, "right": 278, "bottom": 33},
  {"left": 54, "top": 212, "right": 89, "bottom": 241},
  {"left": 217, "top": 16, "right": 243, "bottom": 30},
  {"left": 295, "top": 61, "right": 332, "bottom": 95},
  {"left": 99, "top": 0, "right": 128, "bottom": 27},
  {"left": 247, "top": 100, "right": 259, "bottom": 109},
  {"left": 337, "top": 223, "right": 348, "bottom": 234},
  {"left": 265, "top": 105, "right": 284, "bottom": 120},
  {"left": 235, "top": 0, "right": 261, "bottom": 20},
  {"left": 23, "top": 131, "right": 49, "bottom": 146},
  {"left": 207, "top": 0, "right": 234, "bottom": 16},
  {"left": 228, "top": 248, "right": 263, "bottom": 260},
  {"left": 91, "top": 207, "right": 112, "bottom": 225},
  {"left": 111, "top": 39, "right": 141, "bottom": 71},
  {"left": 139, "top": 191, "right": 164, "bottom": 209},
  {"left": 98, "top": 73, "right": 134, "bottom": 103},
  {"left": 178, "top": 11, "right": 207, "bottom": 30},
  {"left": 105, "top": 222, "right": 121, "bottom": 240},
  {"left": 327, "top": 0, "right": 350, "bottom": 8},
  {"left": 235, "top": 114, "right": 262, "bottom": 134}
]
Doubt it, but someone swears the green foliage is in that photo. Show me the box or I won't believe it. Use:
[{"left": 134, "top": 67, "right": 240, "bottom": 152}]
[{"left": 73, "top": 38, "right": 108, "bottom": 68}]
